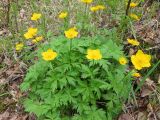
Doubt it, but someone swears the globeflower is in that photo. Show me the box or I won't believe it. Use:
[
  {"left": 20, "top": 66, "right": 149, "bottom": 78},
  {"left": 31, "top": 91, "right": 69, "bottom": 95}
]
[
  {"left": 130, "top": 2, "right": 138, "bottom": 8},
  {"left": 90, "top": 5, "right": 105, "bottom": 12},
  {"left": 16, "top": 43, "right": 24, "bottom": 51},
  {"left": 86, "top": 49, "right": 102, "bottom": 60},
  {"left": 42, "top": 49, "right": 57, "bottom": 61},
  {"left": 24, "top": 27, "right": 38, "bottom": 39},
  {"left": 31, "top": 13, "right": 41, "bottom": 21},
  {"left": 131, "top": 50, "right": 151, "bottom": 70},
  {"left": 90, "top": 6, "right": 99, "bottom": 12},
  {"left": 119, "top": 57, "right": 127, "bottom": 65},
  {"left": 96, "top": 5, "right": 105, "bottom": 10},
  {"left": 127, "top": 38, "right": 140, "bottom": 46},
  {"left": 24, "top": 32, "right": 33, "bottom": 39},
  {"left": 81, "top": 0, "right": 92, "bottom": 4},
  {"left": 32, "top": 36, "right": 43, "bottom": 43},
  {"left": 132, "top": 72, "right": 141, "bottom": 77},
  {"left": 59, "top": 12, "right": 68, "bottom": 19},
  {"left": 64, "top": 27, "right": 78, "bottom": 39},
  {"left": 129, "top": 13, "right": 140, "bottom": 21}
]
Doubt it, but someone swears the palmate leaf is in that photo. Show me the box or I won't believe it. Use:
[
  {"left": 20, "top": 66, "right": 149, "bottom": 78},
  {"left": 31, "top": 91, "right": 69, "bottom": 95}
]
[
  {"left": 45, "top": 88, "right": 77, "bottom": 109},
  {"left": 92, "top": 79, "right": 112, "bottom": 90},
  {"left": 89, "top": 79, "right": 112, "bottom": 99},
  {"left": 24, "top": 99, "right": 50, "bottom": 117},
  {"left": 88, "top": 60, "right": 110, "bottom": 72},
  {"left": 81, "top": 64, "right": 92, "bottom": 78},
  {"left": 45, "top": 112, "right": 61, "bottom": 120},
  {"left": 72, "top": 114, "right": 85, "bottom": 120},
  {"left": 74, "top": 101, "right": 91, "bottom": 114},
  {"left": 85, "top": 106, "right": 107, "bottom": 120},
  {"left": 51, "top": 80, "right": 58, "bottom": 92},
  {"left": 101, "top": 40, "right": 123, "bottom": 60},
  {"left": 59, "top": 77, "right": 68, "bottom": 89},
  {"left": 73, "top": 81, "right": 95, "bottom": 101},
  {"left": 54, "top": 63, "right": 72, "bottom": 73},
  {"left": 97, "top": 60, "right": 110, "bottom": 72},
  {"left": 57, "top": 75, "right": 77, "bottom": 89},
  {"left": 66, "top": 76, "right": 76, "bottom": 86},
  {"left": 20, "top": 82, "right": 30, "bottom": 91},
  {"left": 20, "top": 61, "right": 49, "bottom": 91}
]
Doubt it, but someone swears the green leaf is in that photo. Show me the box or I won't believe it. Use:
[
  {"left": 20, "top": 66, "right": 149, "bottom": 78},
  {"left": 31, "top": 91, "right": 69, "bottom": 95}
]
[
  {"left": 66, "top": 76, "right": 76, "bottom": 86},
  {"left": 24, "top": 99, "right": 50, "bottom": 117},
  {"left": 81, "top": 64, "right": 92, "bottom": 78},
  {"left": 59, "top": 77, "right": 67, "bottom": 89},
  {"left": 51, "top": 80, "right": 58, "bottom": 92},
  {"left": 93, "top": 79, "right": 112, "bottom": 90},
  {"left": 20, "top": 82, "right": 30, "bottom": 91}
]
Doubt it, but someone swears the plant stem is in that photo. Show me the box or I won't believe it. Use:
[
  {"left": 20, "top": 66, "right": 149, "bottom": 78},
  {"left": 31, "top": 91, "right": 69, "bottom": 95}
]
[
  {"left": 7, "top": 0, "right": 10, "bottom": 28},
  {"left": 69, "top": 40, "right": 72, "bottom": 65},
  {"left": 15, "top": 0, "right": 19, "bottom": 32},
  {"left": 126, "top": 0, "right": 131, "bottom": 16},
  {"left": 85, "top": 3, "right": 88, "bottom": 15}
]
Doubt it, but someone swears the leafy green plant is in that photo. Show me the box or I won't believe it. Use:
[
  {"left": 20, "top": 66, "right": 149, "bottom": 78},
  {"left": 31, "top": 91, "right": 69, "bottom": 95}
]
[{"left": 21, "top": 32, "right": 133, "bottom": 120}]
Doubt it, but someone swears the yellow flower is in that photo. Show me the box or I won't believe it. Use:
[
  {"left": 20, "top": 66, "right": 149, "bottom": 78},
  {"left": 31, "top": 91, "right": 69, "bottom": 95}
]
[
  {"left": 90, "top": 6, "right": 99, "bottom": 12},
  {"left": 86, "top": 49, "right": 102, "bottom": 60},
  {"left": 24, "top": 27, "right": 38, "bottom": 39},
  {"left": 32, "top": 36, "right": 43, "bottom": 43},
  {"left": 127, "top": 38, "right": 140, "bottom": 46},
  {"left": 24, "top": 32, "right": 33, "bottom": 39},
  {"left": 81, "top": 0, "right": 92, "bottom": 4},
  {"left": 97, "top": 5, "right": 105, "bottom": 10},
  {"left": 131, "top": 50, "right": 151, "bottom": 70},
  {"left": 132, "top": 72, "right": 141, "bottom": 77},
  {"left": 32, "top": 39, "right": 37, "bottom": 43},
  {"left": 16, "top": 43, "right": 24, "bottom": 51},
  {"left": 42, "top": 49, "right": 57, "bottom": 61},
  {"left": 90, "top": 5, "right": 105, "bottom": 12},
  {"left": 36, "top": 36, "right": 43, "bottom": 41},
  {"left": 129, "top": 13, "right": 140, "bottom": 21},
  {"left": 28, "top": 28, "right": 38, "bottom": 35},
  {"left": 59, "top": 12, "right": 68, "bottom": 19},
  {"left": 64, "top": 27, "right": 78, "bottom": 39},
  {"left": 119, "top": 57, "right": 127, "bottom": 65},
  {"left": 130, "top": 2, "right": 138, "bottom": 8},
  {"left": 31, "top": 13, "right": 41, "bottom": 21}
]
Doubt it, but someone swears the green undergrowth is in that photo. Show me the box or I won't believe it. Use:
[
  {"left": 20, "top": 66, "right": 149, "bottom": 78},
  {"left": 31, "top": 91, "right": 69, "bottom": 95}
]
[{"left": 21, "top": 34, "right": 133, "bottom": 120}]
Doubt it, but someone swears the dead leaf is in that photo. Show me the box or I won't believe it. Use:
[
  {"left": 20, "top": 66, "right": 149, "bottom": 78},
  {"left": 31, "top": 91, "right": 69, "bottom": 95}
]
[
  {"left": 0, "top": 78, "right": 7, "bottom": 85},
  {"left": 141, "top": 88, "right": 153, "bottom": 97},
  {"left": 137, "top": 111, "right": 147, "bottom": 120},
  {"left": 10, "top": 115, "right": 18, "bottom": 120},
  {"left": 156, "top": 109, "right": 160, "bottom": 119},
  {"left": 129, "top": 48, "right": 135, "bottom": 56},
  {"left": 0, "top": 111, "right": 9, "bottom": 120},
  {"left": 140, "top": 78, "right": 155, "bottom": 97},
  {"left": 146, "top": 78, "right": 154, "bottom": 86},
  {"left": 147, "top": 103, "right": 154, "bottom": 112},
  {"left": 118, "top": 113, "right": 134, "bottom": 120}
]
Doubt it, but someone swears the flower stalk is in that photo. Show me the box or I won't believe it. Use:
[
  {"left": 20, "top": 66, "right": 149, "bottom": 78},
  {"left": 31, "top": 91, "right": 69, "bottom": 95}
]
[{"left": 126, "top": 0, "right": 131, "bottom": 16}]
